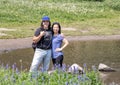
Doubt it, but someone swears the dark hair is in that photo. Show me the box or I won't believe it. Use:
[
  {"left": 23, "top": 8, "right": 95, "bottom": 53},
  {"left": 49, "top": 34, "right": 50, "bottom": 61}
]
[
  {"left": 52, "top": 22, "right": 61, "bottom": 34},
  {"left": 40, "top": 21, "right": 51, "bottom": 30}
]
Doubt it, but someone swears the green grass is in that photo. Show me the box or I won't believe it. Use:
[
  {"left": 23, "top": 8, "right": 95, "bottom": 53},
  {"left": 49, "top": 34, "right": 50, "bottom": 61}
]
[
  {"left": 0, "top": 64, "right": 103, "bottom": 85},
  {"left": 0, "top": 0, "right": 120, "bottom": 38}
]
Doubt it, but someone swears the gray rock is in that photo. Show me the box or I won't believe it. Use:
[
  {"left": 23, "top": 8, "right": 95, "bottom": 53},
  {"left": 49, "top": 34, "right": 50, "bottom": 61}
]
[
  {"left": 98, "top": 63, "right": 116, "bottom": 72},
  {"left": 67, "top": 63, "right": 83, "bottom": 74}
]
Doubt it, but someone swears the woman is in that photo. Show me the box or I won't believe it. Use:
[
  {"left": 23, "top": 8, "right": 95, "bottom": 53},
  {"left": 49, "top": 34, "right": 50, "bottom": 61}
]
[
  {"left": 52, "top": 22, "right": 69, "bottom": 68},
  {"left": 30, "top": 16, "right": 52, "bottom": 72}
]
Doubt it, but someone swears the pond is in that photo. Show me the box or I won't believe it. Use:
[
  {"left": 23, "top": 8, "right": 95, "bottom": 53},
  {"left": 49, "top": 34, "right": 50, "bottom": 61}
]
[{"left": 0, "top": 39, "right": 120, "bottom": 85}]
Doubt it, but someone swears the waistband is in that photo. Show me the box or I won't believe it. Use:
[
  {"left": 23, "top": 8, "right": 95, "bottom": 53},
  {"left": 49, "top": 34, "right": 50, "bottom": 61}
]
[{"left": 37, "top": 47, "right": 51, "bottom": 50}]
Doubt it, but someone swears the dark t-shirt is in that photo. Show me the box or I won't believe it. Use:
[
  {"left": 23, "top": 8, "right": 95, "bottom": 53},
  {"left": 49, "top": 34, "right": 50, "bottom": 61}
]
[{"left": 34, "top": 27, "right": 52, "bottom": 50}]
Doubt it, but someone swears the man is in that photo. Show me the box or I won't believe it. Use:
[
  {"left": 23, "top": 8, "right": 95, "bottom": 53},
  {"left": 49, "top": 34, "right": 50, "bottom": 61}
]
[{"left": 30, "top": 16, "right": 52, "bottom": 73}]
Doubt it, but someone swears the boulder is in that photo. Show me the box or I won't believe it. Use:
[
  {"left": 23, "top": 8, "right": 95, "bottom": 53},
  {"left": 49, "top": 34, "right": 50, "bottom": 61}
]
[
  {"left": 67, "top": 63, "right": 83, "bottom": 74},
  {"left": 48, "top": 70, "right": 56, "bottom": 75},
  {"left": 98, "top": 63, "right": 116, "bottom": 72}
]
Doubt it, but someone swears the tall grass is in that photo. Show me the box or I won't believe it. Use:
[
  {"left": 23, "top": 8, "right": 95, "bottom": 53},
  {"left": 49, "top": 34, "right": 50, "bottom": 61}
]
[
  {"left": 0, "top": 63, "right": 103, "bottom": 85},
  {"left": 0, "top": 0, "right": 112, "bottom": 24},
  {"left": 0, "top": 0, "right": 120, "bottom": 38},
  {"left": 105, "top": 0, "right": 120, "bottom": 11}
]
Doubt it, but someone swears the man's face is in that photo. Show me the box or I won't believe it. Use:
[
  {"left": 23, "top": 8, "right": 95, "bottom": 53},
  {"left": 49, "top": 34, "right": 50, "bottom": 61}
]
[{"left": 43, "top": 20, "right": 49, "bottom": 29}]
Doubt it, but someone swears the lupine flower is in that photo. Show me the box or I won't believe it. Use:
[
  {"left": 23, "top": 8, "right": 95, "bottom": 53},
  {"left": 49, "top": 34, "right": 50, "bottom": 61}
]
[
  {"left": 83, "top": 63, "right": 87, "bottom": 68},
  {"left": 5, "top": 64, "right": 9, "bottom": 69},
  {"left": 62, "top": 63, "right": 66, "bottom": 72},
  {"left": 55, "top": 64, "right": 61, "bottom": 70},
  {"left": 65, "top": 82, "right": 69, "bottom": 85},
  {"left": 73, "top": 83, "right": 77, "bottom": 85},
  {"left": 78, "top": 75, "right": 82, "bottom": 80},
  {"left": 16, "top": 67, "right": 19, "bottom": 74},
  {"left": 83, "top": 63, "right": 87, "bottom": 72},
  {"left": 12, "top": 63, "right": 16, "bottom": 71},
  {"left": 0, "top": 62, "right": 102, "bottom": 85},
  {"left": 83, "top": 74, "right": 90, "bottom": 81}
]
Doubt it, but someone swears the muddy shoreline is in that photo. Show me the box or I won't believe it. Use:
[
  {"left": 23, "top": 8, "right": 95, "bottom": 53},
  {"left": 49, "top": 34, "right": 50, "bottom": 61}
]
[{"left": 0, "top": 35, "right": 120, "bottom": 53}]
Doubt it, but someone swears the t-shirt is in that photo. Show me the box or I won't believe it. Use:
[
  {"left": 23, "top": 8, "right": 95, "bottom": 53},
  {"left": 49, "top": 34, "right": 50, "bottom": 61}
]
[
  {"left": 35, "top": 27, "right": 52, "bottom": 50},
  {"left": 52, "top": 34, "right": 64, "bottom": 58}
]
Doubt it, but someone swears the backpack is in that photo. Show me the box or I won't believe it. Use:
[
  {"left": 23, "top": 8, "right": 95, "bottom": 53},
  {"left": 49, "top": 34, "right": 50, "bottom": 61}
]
[{"left": 32, "top": 42, "right": 37, "bottom": 51}]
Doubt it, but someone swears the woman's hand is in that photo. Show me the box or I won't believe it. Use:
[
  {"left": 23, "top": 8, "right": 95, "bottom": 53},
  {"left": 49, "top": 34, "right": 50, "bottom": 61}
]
[{"left": 55, "top": 48, "right": 62, "bottom": 52}]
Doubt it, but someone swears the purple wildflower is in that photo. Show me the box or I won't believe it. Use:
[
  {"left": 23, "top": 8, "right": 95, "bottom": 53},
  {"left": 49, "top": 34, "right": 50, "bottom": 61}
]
[
  {"left": 62, "top": 64, "right": 66, "bottom": 72},
  {"left": 5, "top": 64, "right": 9, "bottom": 69},
  {"left": 12, "top": 63, "right": 16, "bottom": 71},
  {"left": 78, "top": 75, "right": 82, "bottom": 80},
  {"left": 16, "top": 67, "right": 19, "bottom": 74},
  {"left": 65, "top": 82, "right": 69, "bottom": 85}
]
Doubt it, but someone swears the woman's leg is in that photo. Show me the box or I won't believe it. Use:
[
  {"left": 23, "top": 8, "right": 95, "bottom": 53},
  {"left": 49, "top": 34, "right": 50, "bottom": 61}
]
[
  {"left": 56, "top": 55, "right": 63, "bottom": 67},
  {"left": 59, "top": 55, "right": 63, "bottom": 67},
  {"left": 52, "top": 58, "right": 56, "bottom": 66}
]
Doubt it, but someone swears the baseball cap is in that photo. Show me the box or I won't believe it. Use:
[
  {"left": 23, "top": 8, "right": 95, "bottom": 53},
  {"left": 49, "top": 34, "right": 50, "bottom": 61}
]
[{"left": 42, "top": 16, "right": 50, "bottom": 21}]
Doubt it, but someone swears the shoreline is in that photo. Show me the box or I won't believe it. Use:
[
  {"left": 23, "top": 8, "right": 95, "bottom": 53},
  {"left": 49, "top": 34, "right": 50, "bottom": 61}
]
[{"left": 0, "top": 35, "right": 120, "bottom": 53}]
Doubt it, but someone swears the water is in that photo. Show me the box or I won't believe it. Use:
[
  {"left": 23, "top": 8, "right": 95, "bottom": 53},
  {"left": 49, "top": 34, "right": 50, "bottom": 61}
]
[{"left": 0, "top": 40, "right": 120, "bottom": 85}]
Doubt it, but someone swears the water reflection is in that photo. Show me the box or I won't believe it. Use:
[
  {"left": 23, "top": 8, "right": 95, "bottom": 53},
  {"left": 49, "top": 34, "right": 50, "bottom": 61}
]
[
  {"left": 99, "top": 72, "right": 120, "bottom": 85},
  {"left": 0, "top": 48, "right": 34, "bottom": 71},
  {"left": 64, "top": 40, "right": 120, "bottom": 68},
  {"left": 0, "top": 40, "right": 120, "bottom": 84}
]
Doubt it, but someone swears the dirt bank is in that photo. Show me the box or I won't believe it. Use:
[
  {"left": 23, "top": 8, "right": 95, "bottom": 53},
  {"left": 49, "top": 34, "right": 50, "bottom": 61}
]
[
  {"left": 0, "top": 35, "right": 120, "bottom": 53},
  {"left": 0, "top": 37, "right": 32, "bottom": 53}
]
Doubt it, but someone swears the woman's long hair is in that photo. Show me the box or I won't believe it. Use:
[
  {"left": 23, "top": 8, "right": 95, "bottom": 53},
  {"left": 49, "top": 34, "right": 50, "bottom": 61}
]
[{"left": 51, "top": 22, "right": 61, "bottom": 35}]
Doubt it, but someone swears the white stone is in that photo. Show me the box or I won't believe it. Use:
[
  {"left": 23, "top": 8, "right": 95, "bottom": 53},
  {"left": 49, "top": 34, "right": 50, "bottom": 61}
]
[
  {"left": 67, "top": 63, "right": 83, "bottom": 74},
  {"left": 98, "top": 63, "right": 115, "bottom": 72}
]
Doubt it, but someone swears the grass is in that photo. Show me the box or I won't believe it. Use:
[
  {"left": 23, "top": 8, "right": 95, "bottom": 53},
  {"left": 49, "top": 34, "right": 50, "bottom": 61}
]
[
  {"left": 0, "top": 63, "right": 103, "bottom": 85},
  {"left": 0, "top": 0, "right": 120, "bottom": 38}
]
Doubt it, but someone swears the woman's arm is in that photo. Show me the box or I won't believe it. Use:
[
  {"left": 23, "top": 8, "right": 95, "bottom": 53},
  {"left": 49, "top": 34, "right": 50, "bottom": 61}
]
[
  {"left": 55, "top": 36, "right": 69, "bottom": 52},
  {"left": 61, "top": 38, "right": 69, "bottom": 50}
]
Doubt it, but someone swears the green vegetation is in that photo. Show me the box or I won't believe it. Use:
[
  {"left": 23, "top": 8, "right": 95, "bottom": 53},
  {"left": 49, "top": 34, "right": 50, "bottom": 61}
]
[
  {"left": 0, "top": 64, "right": 102, "bottom": 85},
  {"left": 0, "top": 0, "right": 120, "bottom": 38}
]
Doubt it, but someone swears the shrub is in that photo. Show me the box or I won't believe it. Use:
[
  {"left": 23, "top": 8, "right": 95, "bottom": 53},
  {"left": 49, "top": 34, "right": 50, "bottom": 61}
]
[{"left": 105, "top": 0, "right": 120, "bottom": 11}]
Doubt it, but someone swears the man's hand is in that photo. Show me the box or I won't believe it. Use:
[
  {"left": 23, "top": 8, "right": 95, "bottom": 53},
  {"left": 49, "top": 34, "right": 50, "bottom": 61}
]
[{"left": 40, "top": 31, "right": 45, "bottom": 36}]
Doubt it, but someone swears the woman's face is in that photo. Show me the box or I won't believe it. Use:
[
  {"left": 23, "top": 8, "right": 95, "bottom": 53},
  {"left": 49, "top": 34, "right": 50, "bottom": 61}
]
[
  {"left": 43, "top": 20, "right": 49, "bottom": 29},
  {"left": 53, "top": 24, "right": 59, "bottom": 34}
]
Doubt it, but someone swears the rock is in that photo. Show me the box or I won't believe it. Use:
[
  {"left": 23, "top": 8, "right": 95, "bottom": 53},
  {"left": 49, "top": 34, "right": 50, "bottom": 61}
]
[
  {"left": 67, "top": 63, "right": 83, "bottom": 74},
  {"left": 48, "top": 70, "right": 56, "bottom": 75},
  {"left": 98, "top": 63, "right": 116, "bottom": 72}
]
